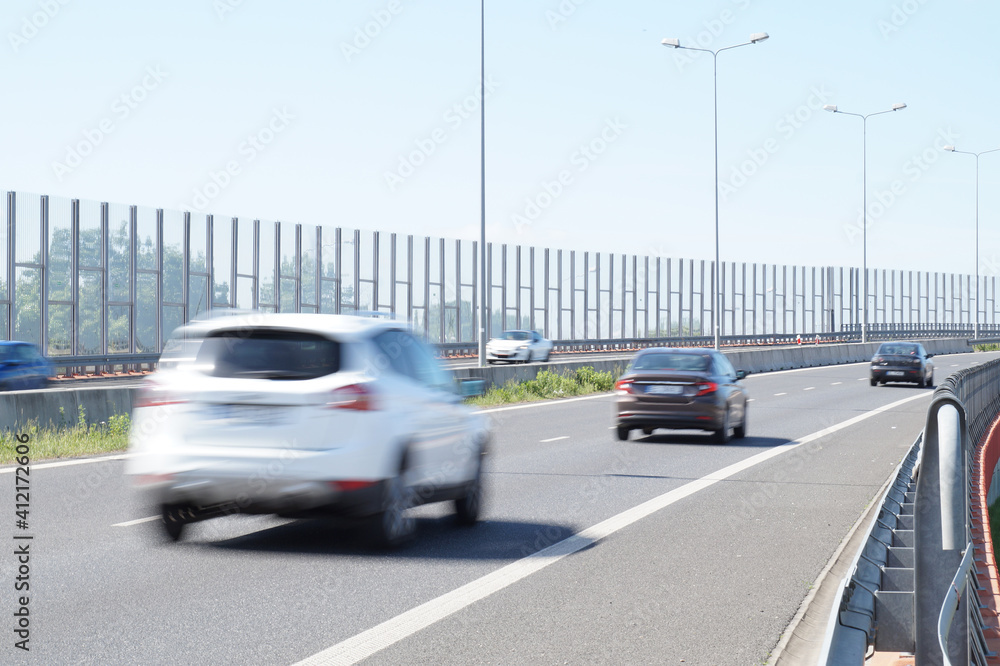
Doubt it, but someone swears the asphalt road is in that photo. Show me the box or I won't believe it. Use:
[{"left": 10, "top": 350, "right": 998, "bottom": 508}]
[{"left": 1, "top": 351, "right": 995, "bottom": 665}]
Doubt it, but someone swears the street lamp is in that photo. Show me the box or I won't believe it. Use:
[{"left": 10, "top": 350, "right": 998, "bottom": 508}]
[
  {"left": 478, "top": 0, "right": 488, "bottom": 367},
  {"left": 943, "top": 144, "right": 1000, "bottom": 340},
  {"left": 823, "top": 102, "right": 907, "bottom": 343},
  {"left": 661, "top": 32, "right": 769, "bottom": 351}
]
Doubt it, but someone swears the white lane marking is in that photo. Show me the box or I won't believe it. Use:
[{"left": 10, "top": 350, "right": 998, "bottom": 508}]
[
  {"left": 831, "top": 382, "right": 842, "bottom": 386},
  {"left": 481, "top": 393, "right": 613, "bottom": 414},
  {"left": 748, "top": 398, "right": 756, "bottom": 402},
  {"left": 540, "top": 436, "right": 569, "bottom": 443},
  {"left": 774, "top": 392, "right": 787, "bottom": 396},
  {"left": 0, "top": 454, "right": 131, "bottom": 474},
  {"left": 293, "top": 390, "right": 933, "bottom": 666},
  {"left": 113, "top": 516, "right": 159, "bottom": 528},
  {"left": 857, "top": 378, "right": 867, "bottom": 381},
  {"left": 803, "top": 387, "right": 815, "bottom": 391}
]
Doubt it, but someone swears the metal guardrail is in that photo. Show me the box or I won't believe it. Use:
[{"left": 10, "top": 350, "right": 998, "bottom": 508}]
[
  {"left": 43, "top": 326, "right": 992, "bottom": 373},
  {"left": 821, "top": 357, "right": 1000, "bottom": 664}
]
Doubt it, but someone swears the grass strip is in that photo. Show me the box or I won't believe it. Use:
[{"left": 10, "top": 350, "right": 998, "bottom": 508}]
[
  {"left": 467, "top": 365, "right": 620, "bottom": 407},
  {"left": 0, "top": 407, "right": 130, "bottom": 465},
  {"left": 0, "top": 366, "right": 623, "bottom": 462}
]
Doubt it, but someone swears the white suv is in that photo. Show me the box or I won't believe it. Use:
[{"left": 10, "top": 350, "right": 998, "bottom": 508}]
[{"left": 126, "top": 313, "right": 490, "bottom": 547}]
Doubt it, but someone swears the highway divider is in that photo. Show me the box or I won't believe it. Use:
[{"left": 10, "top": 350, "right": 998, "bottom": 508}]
[{"left": 0, "top": 338, "right": 975, "bottom": 432}]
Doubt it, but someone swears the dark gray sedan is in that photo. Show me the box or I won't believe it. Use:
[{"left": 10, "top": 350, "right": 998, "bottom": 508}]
[
  {"left": 613, "top": 348, "right": 749, "bottom": 443},
  {"left": 870, "top": 341, "right": 934, "bottom": 387}
]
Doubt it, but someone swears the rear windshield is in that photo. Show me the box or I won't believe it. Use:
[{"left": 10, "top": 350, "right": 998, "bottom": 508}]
[
  {"left": 632, "top": 353, "right": 710, "bottom": 372},
  {"left": 878, "top": 343, "right": 918, "bottom": 356},
  {"left": 195, "top": 329, "right": 340, "bottom": 380}
]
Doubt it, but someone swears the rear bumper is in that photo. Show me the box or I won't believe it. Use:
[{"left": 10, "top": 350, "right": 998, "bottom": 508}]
[
  {"left": 871, "top": 367, "right": 924, "bottom": 383},
  {"left": 139, "top": 473, "right": 388, "bottom": 518},
  {"left": 615, "top": 397, "right": 723, "bottom": 432}
]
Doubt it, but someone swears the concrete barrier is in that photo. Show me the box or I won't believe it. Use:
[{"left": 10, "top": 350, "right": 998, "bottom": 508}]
[{"left": 0, "top": 338, "right": 976, "bottom": 432}]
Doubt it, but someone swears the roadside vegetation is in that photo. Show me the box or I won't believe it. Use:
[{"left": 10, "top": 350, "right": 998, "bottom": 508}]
[
  {"left": 975, "top": 343, "right": 1000, "bottom": 352},
  {"left": 467, "top": 365, "right": 619, "bottom": 407},
  {"left": 0, "top": 367, "right": 620, "bottom": 462},
  {"left": 0, "top": 405, "right": 130, "bottom": 465}
]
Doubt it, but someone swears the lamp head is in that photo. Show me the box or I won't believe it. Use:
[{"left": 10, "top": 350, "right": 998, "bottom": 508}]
[
  {"left": 749, "top": 32, "right": 769, "bottom": 43},
  {"left": 823, "top": 105, "right": 837, "bottom": 113},
  {"left": 943, "top": 145, "right": 956, "bottom": 152},
  {"left": 661, "top": 38, "right": 680, "bottom": 48},
  {"left": 892, "top": 103, "right": 907, "bottom": 111}
]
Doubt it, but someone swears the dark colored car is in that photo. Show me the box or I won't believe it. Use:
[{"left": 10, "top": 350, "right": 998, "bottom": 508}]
[
  {"left": 0, "top": 342, "right": 53, "bottom": 391},
  {"left": 614, "top": 348, "right": 749, "bottom": 443},
  {"left": 870, "top": 341, "right": 934, "bottom": 387}
]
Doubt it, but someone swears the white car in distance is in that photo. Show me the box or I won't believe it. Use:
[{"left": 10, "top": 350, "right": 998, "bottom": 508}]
[
  {"left": 126, "top": 313, "right": 490, "bottom": 548},
  {"left": 485, "top": 330, "right": 554, "bottom": 364}
]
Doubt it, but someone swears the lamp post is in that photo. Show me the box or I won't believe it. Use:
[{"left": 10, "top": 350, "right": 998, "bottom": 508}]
[
  {"left": 478, "top": 0, "right": 488, "bottom": 367},
  {"left": 943, "top": 145, "right": 1000, "bottom": 341},
  {"left": 822, "top": 103, "right": 907, "bottom": 343},
  {"left": 661, "top": 32, "right": 769, "bottom": 351}
]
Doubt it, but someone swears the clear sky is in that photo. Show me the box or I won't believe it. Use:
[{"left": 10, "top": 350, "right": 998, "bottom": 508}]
[{"left": 2, "top": 0, "right": 997, "bottom": 277}]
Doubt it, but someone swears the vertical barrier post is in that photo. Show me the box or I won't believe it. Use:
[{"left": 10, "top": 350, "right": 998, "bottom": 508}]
[{"left": 915, "top": 395, "right": 969, "bottom": 665}]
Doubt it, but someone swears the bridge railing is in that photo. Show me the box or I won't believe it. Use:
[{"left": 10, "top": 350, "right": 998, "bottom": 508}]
[{"left": 820, "top": 357, "right": 1000, "bottom": 664}]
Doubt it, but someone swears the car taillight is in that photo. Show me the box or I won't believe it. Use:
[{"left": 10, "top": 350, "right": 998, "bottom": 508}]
[
  {"left": 133, "top": 385, "right": 186, "bottom": 409},
  {"left": 615, "top": 379, "right": 634, "bottom": 393},
  {"left": 695, "top": 382, "right": 718, "bottom": 396},
  {"left": 327, "top": 384, "right": 377, "bottom": 411}
]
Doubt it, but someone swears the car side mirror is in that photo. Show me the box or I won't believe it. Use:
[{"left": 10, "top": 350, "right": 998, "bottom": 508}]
[{"left": 736, "top": 370, "right": 748, "bottom": 380}]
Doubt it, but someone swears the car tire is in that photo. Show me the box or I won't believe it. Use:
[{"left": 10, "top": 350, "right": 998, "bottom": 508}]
[
  {"left": 161, "top": 503, "right": 192, "bottom": 542},
  {"left": 870, "top": 377, "right": 878, "bottom": 387},
  {"left": 642, "top": 427, "right": 654, "bottom": 436},
  {"left": 928, "top": 372, "right": 934, "bottom": 387},
  {"left": 713, "top": 409, "right": 731, "bottom": 444},
  {"left": 542, "top": 351, "right": 551, "bottom": 362},
  {"left": 734, "top": 405, "right": 748, "bottom": 439},
  {"left": 372, "top": 473, "right": 416, "bottom": 549},
  {"left": 454, "top": 451, "right": 484, "bottom": 527},
  {"left": 616, "top": 425, "right": 630, "bottom": 441}
]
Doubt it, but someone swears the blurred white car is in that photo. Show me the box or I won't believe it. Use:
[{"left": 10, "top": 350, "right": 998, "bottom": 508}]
[
  {"left": 485, "top": 330, "right": 554, "bottom": 364},
  {"left": 126, "top": 313, "right": 490, "bottom": 547}
]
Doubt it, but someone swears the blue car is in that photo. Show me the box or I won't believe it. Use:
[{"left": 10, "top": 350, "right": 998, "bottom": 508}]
[{"left": 0, "top": 342, "right": 53, "bottom": 390}]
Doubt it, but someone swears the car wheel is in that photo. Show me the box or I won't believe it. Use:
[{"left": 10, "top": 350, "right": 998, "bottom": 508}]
[
  {"left": 616, "top": 425, "right": 630, "bottom": 441},
  {"left": 870, "top": 377, "right": 878, "bottom": 387},
  {"left": 372, "top": 473, "right": 416, "bottom": 549},
  {"left": 734, "top": 405, "right": 748, "bottom": 439},
  {"left": 161, "top": 503, "right": 192, "bottom": 542},
  {"left": 713, "top": 409, "right": 731, "bottom": 444},
  {"left": 928, "top": 372, "right": 934, "bottom": 387},
  {"left": 543, "top": 350, "right": 551, "bottom": 362},
  {"left": 642, "top": 427, "right": 654, "bottom": 436},
  {"left": 454, "top": 451, "right": 484, "bottom": 526}
]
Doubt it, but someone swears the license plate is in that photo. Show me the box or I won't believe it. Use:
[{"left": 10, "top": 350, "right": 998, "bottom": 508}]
[
  {"left": 646, "top": 385, "right": 682, "bottom": 395},
  {"left": 887, "top": 371, "right": 905, "bottom": 377},
  {"left": 205, "top": 404, "right": 283, "bottom": 425}
]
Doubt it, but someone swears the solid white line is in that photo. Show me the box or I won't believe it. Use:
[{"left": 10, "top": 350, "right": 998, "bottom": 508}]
[
  {"left": 0, "top": 454, "right": 131, "bottom": 474},
  {"left": 292, "top": 390, "right": 932, "bottom": 666},
  {"left": 112, "top": 516, "right": 159, "bottom": 527},
  {"left": 539, "top": 436, "right": 569, "bottom": 443},
  {"left": 481, "top": 393, "right": 613, "bottom": 414}
]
